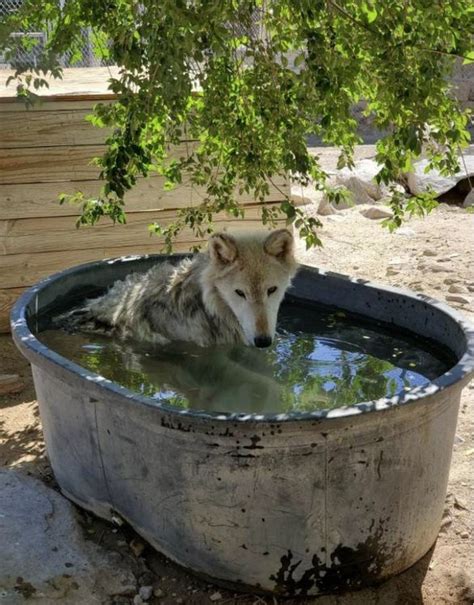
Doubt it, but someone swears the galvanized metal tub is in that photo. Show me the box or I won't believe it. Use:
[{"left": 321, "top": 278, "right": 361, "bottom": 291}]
[{"left": 11, "top": 255, "right": 474, "bottom": 597}]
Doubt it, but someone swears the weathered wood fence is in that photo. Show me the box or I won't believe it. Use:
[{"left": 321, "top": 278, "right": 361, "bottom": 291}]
[{"left": 0, "top": 94, "right": 288, "bottom": 331}]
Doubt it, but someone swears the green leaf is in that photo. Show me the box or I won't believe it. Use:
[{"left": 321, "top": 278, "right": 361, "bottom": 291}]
[{"left": 463, "top": 50, "right": 474, "bottom": 65}]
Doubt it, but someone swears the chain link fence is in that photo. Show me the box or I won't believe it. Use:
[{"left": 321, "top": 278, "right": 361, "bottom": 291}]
[
  {"left": 0, "top": 1, "right": 264, "bottom": 70},
  {"left": 0, "top": 0, "right": 111, "bottom": 69}
]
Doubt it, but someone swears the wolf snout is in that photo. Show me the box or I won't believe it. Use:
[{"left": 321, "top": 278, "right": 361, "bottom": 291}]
[{"left": 254, "top": 335, "right": 272, "bottom": 348}]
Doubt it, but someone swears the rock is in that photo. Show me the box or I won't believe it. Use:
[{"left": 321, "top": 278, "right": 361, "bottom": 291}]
[
  {"left": 317, "top": 194, "right": 339, "bottom": 216},
  {"left": 0, "top": 374, "right": 24, "bottom": 396},
  {"left": 462, "top": 188, "right": 474, "bottom": 208},
  {"left": 446, "top": 294, "right": 471, "bottom": 305},
  {"left": 139, "top": 586, "right": 153, "bottom": 601},
  {"left": 0, "top": 469, "right": 136, "bottom": 604},
  {"left": 133, "top": 596, "right": 144, "bottom": 605},
  {"left": 460, "top": 531, "right": 470, "bottom": 539},
  {"left": 210, "top": 592, "right": 223, "bottom": 601},
  {"left": 454, "top": 497, "right": 469, "bottom": 511},
  {"left": 291, "top": 184, "right": 339, "bottom": 216},
  {"left": 359, "top": 206, "right": 394, "bottom": 220},
  {"left": 386, "top": 267, "right": 400, "bottom": 276},
  {"left": 130, "top": 538, "right": 146, "bottom": 557},
  {"left": 324, "top": 214, "right": 347, "bottom": 222},
  {"left": 406, "top": 156, "right": 474, "bottom": 196},
  {"left": 334, "top": 175, "right": 373, "bottom": 207},
  {"left": 289, "top": 192, "right": 313, "bottom": 206},
  {"left": 153, "top": 588, "right": 164, "bottom": 598},
  {"left": 423, "top": 249, "right": 437, "bottom": 256},
  {"left": 396, "top": 227, "right": 416, "bottom": 237},
  {"left": 419, "top": 263, "right": 450, "bottom": 273},
  {"left": 448, "top": 284, "right": 468, "bottom": 294},
  {"left": 444, "top": 277, "right": 461, "bottom": 285},
  {"left": 335, "top": 159, "right": 384, "bottom": 206}
]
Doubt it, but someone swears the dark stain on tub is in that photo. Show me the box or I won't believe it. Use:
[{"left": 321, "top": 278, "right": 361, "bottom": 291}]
[
  {"left": 377, "top": 450, "right": 384, "bottom": 480},
  {"left": 270, "top": 522, "right": 395, "bottom": 596},
  {"left": 160, "top": 417, "right": 194, "bottom": 432},
  {"left": 243, "top": 435, "right": 264, "bottom": 449}
]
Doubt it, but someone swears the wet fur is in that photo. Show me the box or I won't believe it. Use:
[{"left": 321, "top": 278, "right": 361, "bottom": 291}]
[{"left": 57, "top": 229, "right": 297, "bottom": 347}]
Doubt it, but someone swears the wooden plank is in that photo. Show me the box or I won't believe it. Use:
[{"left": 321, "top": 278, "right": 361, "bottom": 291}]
[
  {"left": 0, "top": 67, "right": 120, "bottom": 100},
  {"left": 0, "top": 97, "right": 114, "bottom": 111},
  {"left": 0, "top": 177, "right": 289, "bottom": 219},
  {"left": 0, "top": 109, "right": 111, "bottom": 148},
  {"left": 0, "top": 145, "right": 104, "bottom": 184},
  {"left": 0, "top": 143, "right": 195, "bottom": 185},
  {"left": 0, "top": 242, "right": 200, "bottom": 289},
  {"left": 0, "top": 287, "right": 25, "bottom": 333},
  {"left": 0, "top": 205, "right": 285, "bottom": 255}
]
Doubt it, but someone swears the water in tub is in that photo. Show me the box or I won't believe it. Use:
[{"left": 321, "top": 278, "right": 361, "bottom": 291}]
[{"left": 38, "top": 299, "right": 455, "bottom": 414}]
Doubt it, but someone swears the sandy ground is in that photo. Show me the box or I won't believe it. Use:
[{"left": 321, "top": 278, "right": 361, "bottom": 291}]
[{"left": 1, "top": 199, "right": 473, "bottom": 604}]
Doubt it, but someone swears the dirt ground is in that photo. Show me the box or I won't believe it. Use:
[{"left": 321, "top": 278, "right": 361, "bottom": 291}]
[{"left": 1, "top": 200, "right": 473, "bottom": 604}]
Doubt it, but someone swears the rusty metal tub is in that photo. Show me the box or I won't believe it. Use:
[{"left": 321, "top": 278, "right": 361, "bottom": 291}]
[{"left": 11, "top": 255, "right": 474, "bottom": 597}]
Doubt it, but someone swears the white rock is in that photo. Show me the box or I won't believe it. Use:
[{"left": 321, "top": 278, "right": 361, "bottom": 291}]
[
  {"left": 463, "top": 189, "right": 474, "bottom": 208},
  {"left": 360, "top": 206, "right": 394, "bottom": 220},
  {"left": 396, "top": 227, "right": 416, "bottom": 237},
  {"left": 406, "top": 156, "right": 474, "bottom": 196},
  {"left": 210, "top": 592, "right": 223, "bottom": 601},
  {"left": 139, "top": 586, "right": 153, "bottom": 601}
]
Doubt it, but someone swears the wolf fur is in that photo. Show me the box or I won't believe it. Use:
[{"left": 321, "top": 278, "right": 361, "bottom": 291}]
[{"left": 58, "top": 228, "right": 297, "bottom": 348}]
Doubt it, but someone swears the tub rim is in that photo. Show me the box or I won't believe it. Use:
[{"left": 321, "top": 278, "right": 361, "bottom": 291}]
[{"left": 10, "top": 253, "right": 474, "bottom": 423}]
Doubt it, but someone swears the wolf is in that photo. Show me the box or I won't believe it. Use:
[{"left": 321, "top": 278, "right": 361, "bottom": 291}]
[{"left": 58, "top": 228, "right": 298, "bottom": 348}]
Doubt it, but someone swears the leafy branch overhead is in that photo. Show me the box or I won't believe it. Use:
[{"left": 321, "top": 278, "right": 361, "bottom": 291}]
[{"left": 1, "top": 1, "right": 472, "bottom": 249}]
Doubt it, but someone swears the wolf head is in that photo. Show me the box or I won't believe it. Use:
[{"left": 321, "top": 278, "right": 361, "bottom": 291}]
[{"left": 203, "top": 229, "right": 298, "bottom": 347}]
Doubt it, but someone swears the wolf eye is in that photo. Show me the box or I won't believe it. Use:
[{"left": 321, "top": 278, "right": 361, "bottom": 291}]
[
  {"left": 235, "top": 289, "right": 246, "bottom": 298},
  {"left": 267, "top": 286, "right": 278, "bottom": 295}
]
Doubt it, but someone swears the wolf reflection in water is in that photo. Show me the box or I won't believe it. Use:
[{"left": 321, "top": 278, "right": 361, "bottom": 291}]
[{"left": 39, "top": 302, "right": 453, "bottom": 414}]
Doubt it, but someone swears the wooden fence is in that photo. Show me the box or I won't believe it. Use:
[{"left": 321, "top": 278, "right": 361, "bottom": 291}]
[{"left": 0, "top": 93, "right": 288, "bottom": 332}]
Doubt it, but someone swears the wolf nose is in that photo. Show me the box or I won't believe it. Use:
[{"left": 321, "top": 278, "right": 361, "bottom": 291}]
[{"left": 254, "top": 336, "right": 272, "bottom": 348}]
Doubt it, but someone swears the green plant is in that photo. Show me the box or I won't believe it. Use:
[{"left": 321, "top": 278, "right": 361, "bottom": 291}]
[{"left": 1, "top": 1, "right": 472, "bottom": 249}]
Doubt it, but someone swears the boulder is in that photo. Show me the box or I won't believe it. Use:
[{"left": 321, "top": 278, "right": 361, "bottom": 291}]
[
  {"left": 359, "top": 206, "right": 394, "bottom": 220},
  {"left": 463, "top": 189, "right": 474, "bottom": 208},
  {"left": 446, "top": 294, "right": 471, "bottom": 305},
  {"left": 0, "top": 469, "right": 137, "bottom": 604},
  {"left": 335, "top": 159, "right": 383, "bottom": 207},
  {"left": 406, "top": 156, "right": 474, "bottom": 197}
]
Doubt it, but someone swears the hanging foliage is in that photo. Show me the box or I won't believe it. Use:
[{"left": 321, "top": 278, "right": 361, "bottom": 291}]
[{"left": 1, "top": 1, "right": 472, "bottom": 248}]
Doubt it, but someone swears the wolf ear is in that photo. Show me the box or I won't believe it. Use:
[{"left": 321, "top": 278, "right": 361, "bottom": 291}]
[
  {"left": 208, "top": 232, "right": 238, "bottom": 265},
  {"left": 264, "top": 229, "right": 294, "bottom": 261}
]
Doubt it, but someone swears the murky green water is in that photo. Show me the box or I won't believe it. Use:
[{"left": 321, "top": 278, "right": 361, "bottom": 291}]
[{"left": 38, "top": 301, "right": 455, "bottom": 414}]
